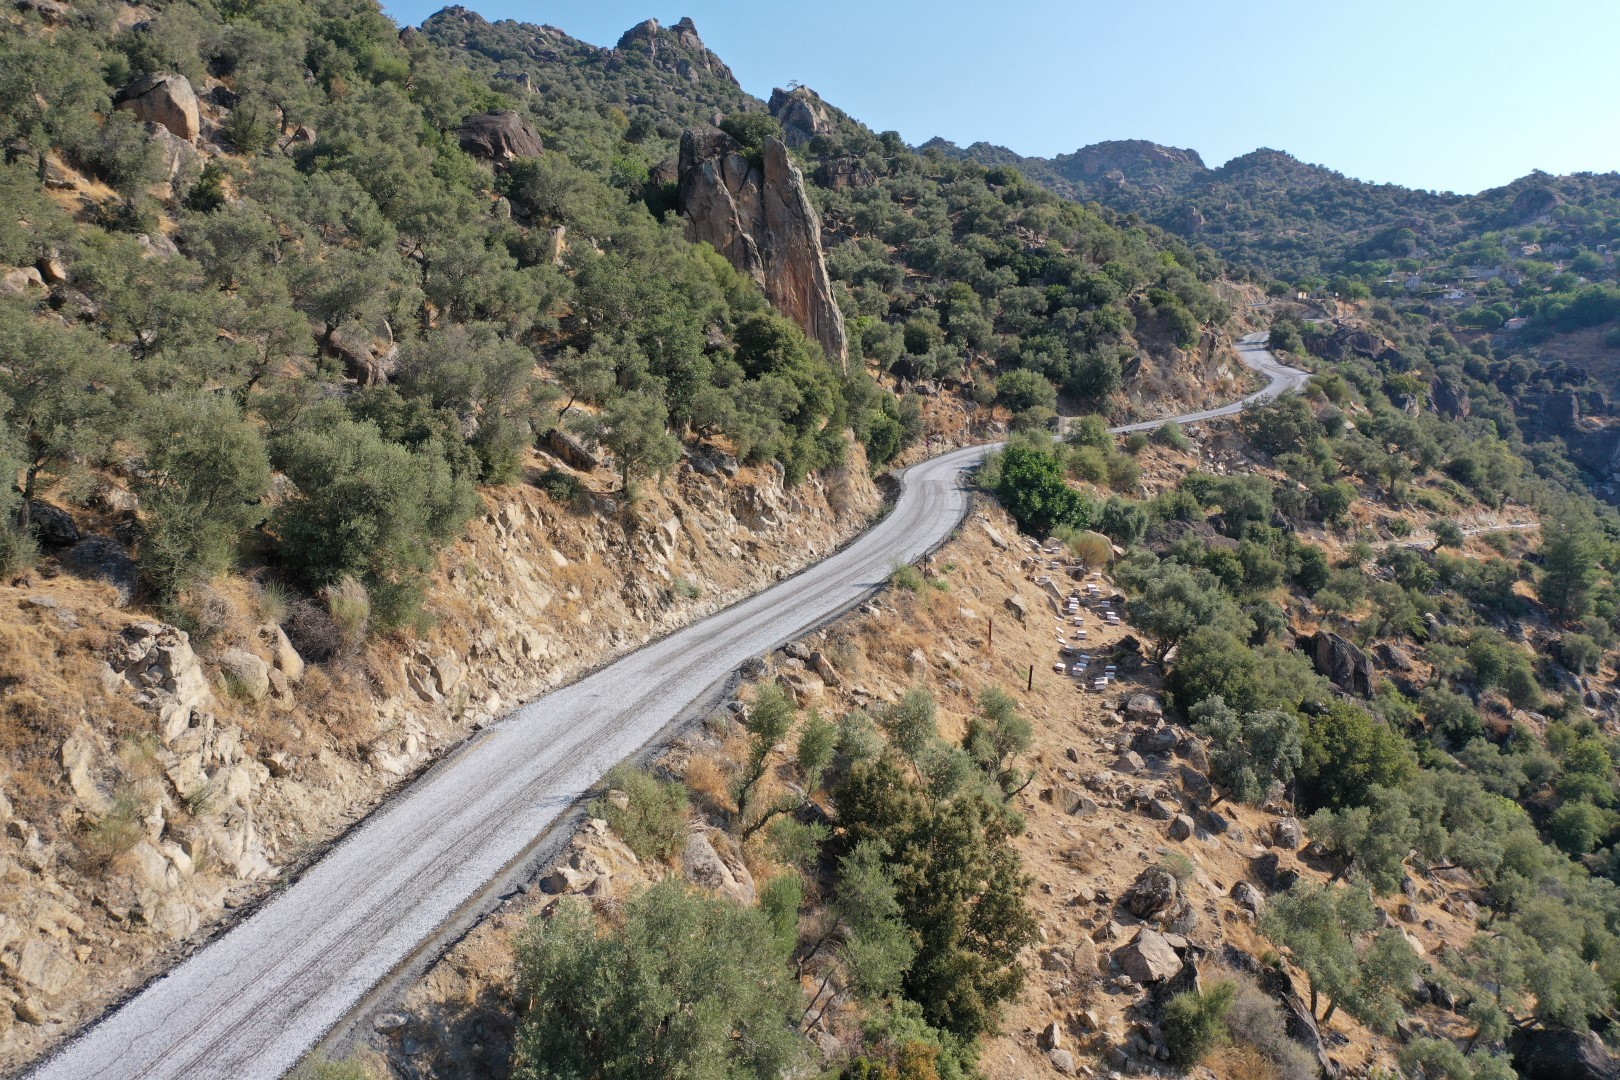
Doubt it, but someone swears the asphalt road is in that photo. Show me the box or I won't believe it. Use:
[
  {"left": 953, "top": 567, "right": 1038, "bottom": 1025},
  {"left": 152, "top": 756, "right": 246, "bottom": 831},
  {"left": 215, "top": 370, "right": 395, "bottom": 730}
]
[{"left": 32, "top": 334, "right": 1303, "bottom": 1080}]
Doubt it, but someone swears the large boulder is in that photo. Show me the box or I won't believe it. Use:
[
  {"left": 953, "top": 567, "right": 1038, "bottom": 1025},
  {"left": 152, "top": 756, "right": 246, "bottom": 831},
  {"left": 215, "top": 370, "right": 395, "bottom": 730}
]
[
  {"left": 1298, "top": 630, "right": 1375, "bottom": 697},
  {"left": 114, "top": 73, "right": 200, "bottom": 143},
  {"left": 677, "top": 130, "right": 848, "bottom": 373},
  {"left": 1509, "top": 1027, "right": 1618, "bottom": 1080},
  {"left": 1114, "top": 929, "right": 1182, "bottom": 983},
  {"left": 1122, "top": 865, "right": 1179, "bottom": 920},
  {"left": 456, "top": 110, "right": 542, "bottom": 167},
  {"left": 682, "top": 831, "right": 755, "bottom": 904}
]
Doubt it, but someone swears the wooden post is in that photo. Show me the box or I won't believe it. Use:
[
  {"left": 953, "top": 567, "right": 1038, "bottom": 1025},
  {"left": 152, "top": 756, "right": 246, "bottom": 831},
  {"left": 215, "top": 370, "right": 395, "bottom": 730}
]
[
  {"left": 987, "top": 617, "right": 994, "bottom": 650},
  {"left": 1027, "top": 665, "right": 1034, "bottom": 692}
]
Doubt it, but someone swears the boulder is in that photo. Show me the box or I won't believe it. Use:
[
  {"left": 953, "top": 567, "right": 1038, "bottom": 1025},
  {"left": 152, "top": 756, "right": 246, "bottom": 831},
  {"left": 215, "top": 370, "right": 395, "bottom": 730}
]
[
  {"left": 1272, "top": 818, "right": 1303, "bottom": 850},
  {"left": 1168, "top": 814, "right": 1195, "bottom": 841},
  {"left": 682, "top": 832, "right": 754, "bottom": 904},
  {"left": 1114, "top": 929, "right": 1182, "bottom": 983},
  {"left": 1298, "top": 631, "right": 1375, "bottom": 697},
  {"left": 1250, "top": 852, "right": 1300, "bottom": 893},
  {"left": 546, "top": 428, "right": 601, "bottom": 472},
  {"left": 808, "top": 650, "right": 841, "bottom": 687},
  {"left": 258, "top": 623, "right": 304, "bottom": 683},
  {"left": 12, "top": 939, "right": 74, "bottom": 996},
  {"left": 108, "top": 621, "right": 214, "bottom": 740},
  {"left": 678, "top": 131, "right": 847, "bottom": 372},
  {"left": 1231, "top": 881, "right": 1264, "bottom": 915},
  {"left": 1374, "top": 642, "right": 1415, "bottom": 671},
  {"left": 27, "top": 500, "right": 79, "bottom": 546},
  {"left": 1123, "top": 866, "right": 1179, "bottom": 919},
  {"left": 1048, "top": 1048, "right": 1076, "bottom": 1075},
  {"left": 217, "top": 649, "right": 271, "bottom": 702},
  {"left": 1114, "top": 750, "right": 1146, "bottom": 774},
  {"left": 456, "top": 110, "right": 543, "bottom": 167},
  {"left": 1509, "top": 1027, "right": 1618, "bottom": 1080},
  {"left": 114, "top": 72, "right": 200, "bottom": 142},
  {"left": 1143, "top": 798, "right": 1177, "bottom": 821},
  {"left": 1177, "top": 764, "right": 1213, "bottom": 803},
  {"left": 1126, "top": 694, "right": 1163, "bottom": 722},
  {"left": 1003, "top": 593, "right": 1028, "bottom": 621}
]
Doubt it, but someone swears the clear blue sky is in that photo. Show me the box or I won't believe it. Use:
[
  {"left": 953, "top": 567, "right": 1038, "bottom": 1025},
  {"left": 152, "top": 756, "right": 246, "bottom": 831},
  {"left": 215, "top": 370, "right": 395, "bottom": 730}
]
[{"left": 381, "top": 0, "right": 1620, "bottom": 195}]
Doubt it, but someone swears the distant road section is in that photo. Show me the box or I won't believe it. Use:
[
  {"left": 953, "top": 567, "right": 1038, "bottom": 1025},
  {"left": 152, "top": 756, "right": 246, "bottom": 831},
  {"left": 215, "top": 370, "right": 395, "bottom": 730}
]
[
  {"left": 32, "top": 332, "right": 1305, "bottom": 1079},
  {"left": 1110, "top": 332, "right": 1310, "bottom": 434}
]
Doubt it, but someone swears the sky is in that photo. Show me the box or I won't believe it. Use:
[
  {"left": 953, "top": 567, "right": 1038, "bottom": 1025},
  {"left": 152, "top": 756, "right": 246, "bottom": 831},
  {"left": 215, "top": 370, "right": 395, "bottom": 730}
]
[{"left": 381, "top": 0, "right": 1620, "bottom": 195}]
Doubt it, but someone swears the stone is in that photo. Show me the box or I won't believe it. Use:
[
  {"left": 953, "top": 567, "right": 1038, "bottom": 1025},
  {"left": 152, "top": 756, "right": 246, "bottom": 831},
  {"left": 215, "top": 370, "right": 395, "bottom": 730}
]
[
  {"left": 1003, "top": 593, "right": 1028, "bottom": 621},
  {"left": 2, "top": 267, "right": 45, "bottom": 294},
  {"left": 108, "top": 621, "right": 214, "bottom": 737},
  {"left": 1175, "top": 735, "right": 1208, "bottom": 771},
  {"left": 1125, "top": 694, "right": 1163, "bottom": 721},
  {"left": 114, "top": 72, "right": 200, "bottom": 142},
  {"left": 1272, "top": 817, "right": 1303, "bottom": 849},
  {"left": 1050, "top": 784, "right": 1096, "bottom": 817},
  {"left": 981, "top": 522, "right": 1011, "bottom": 550},
  {"left": 13, "top": 939, "right": 74, "bottom": 996},
  {"left": 1048, "top": 1048, "right": 1076, "bottom": 1074},
  {"left": 258, "top": 623, "right": 304, "bottom": 683},
  {"left": 905, "top": 648, "right": 927, "bottom": 674},
  {"left": 682, "top": 832, "right": 754, "bottom": 904},
  {"left": 1250, "top": 852, "right": 1299, "bottom": 893},
  {"left": 1231, "top": 881, "right": 1264, "bottom": 915},
  {"left": 27, "top": 500, "right": 79, "bottom": 547},
  {"left": 783, "top": 641, "right": 812, "bottom": 662},
  {"left": 1123, "top": 866, "right": 1179, "bottom": 919},
  {"left": 1298, "top": 630, "right": 1375, "bottom": 697},
  {"left": 1509, "top": 1026, "right": 1619, "bottom": 1080},
  {"left": 373, "top": 1012, "right": 409, "bottom": 1034},
  {"left": 1143, "top": 798, "right": 1177, "bottom": 821},
  {"left": 678, "top": 130, "right": 848, "bottom": 372},
  {"left": 1114, "top": 929, "right": 1182, "bottom": 983},
  {"left": 1177, "top": 764, "right": 1213, "bottom": 802},
  {"left": 1037, "top": 1019, "right": 1062, "bottom": 1050},
  {"left": 808, "top": 650, "right": 841, "bottom": 687},
  {"left": 218, "top": 648, "right": 271, "bottom": 702},
  {"left": 546, "top": 428, "right": 601, "bottom": 471},
  {"left": 456, "top": 110, "right": 542, "bottom": 166},
  {"left": 1114, "top": 750, "right": 1146, "bottom": 775},
  {"left": 60, "top": 536, "right": 139, "bottom": 605},
  {"left": 1168, "top": 814, "right": 1195, "bottom": 841}
]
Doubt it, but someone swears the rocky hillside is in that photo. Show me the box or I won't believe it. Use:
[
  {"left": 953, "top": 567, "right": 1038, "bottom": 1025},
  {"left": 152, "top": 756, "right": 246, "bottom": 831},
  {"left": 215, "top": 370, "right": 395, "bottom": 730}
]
[{"left": 0, "top": 436, "right": 882, "bottom": 1069}]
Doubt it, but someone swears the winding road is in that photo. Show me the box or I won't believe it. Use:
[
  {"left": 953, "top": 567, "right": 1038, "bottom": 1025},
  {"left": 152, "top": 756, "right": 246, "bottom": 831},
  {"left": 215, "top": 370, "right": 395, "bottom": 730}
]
[{"left": 31, "top": 333, "right": 1304, "bottom": 1080}]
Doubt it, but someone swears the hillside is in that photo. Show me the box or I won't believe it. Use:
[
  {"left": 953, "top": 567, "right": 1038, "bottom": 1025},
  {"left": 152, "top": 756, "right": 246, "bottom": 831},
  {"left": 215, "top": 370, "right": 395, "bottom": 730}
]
[{"left": 4, "top": 3, "right": 1620, "bottom": 1080}]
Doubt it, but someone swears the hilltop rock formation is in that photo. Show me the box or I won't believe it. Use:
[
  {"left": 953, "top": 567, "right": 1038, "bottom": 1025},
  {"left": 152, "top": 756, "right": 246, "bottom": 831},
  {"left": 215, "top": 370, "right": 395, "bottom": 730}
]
[
  {"left": 615, "top": 17, "right": 736, "bottom": 85},
  {"left": 677, "top": 129, "right": 848, "bottom": 371},
  {"left": 768, "top": 86, "right": 833, "bottom": 148},
  {"left": 114, "top": 73, "right": 200, "bottom": 143},
  {"left": 456, "top": 110, "right": 541, "bottom": 167}
]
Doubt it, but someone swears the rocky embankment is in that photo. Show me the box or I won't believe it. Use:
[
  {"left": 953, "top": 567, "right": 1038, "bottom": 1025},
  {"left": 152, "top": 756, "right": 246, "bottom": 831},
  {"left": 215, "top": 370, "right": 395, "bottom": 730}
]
[{"left": 0, "top": 447, "right": 879, "bottom": 1071}]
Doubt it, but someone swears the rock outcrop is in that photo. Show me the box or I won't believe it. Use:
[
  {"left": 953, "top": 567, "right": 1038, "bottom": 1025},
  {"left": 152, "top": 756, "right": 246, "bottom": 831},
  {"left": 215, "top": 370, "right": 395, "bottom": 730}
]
[
  {"left": 677, "top": 130, "right": 848, "bottom": 372},
  {"left": 768, "top": 86, "right": 833, "bottom": 148},
  {"left": 614, "top": 17, "right": 736, "bottom": 85},
  {"left": 1509, "top": 1026, "right": 1619, "bottom": 1080},
  {"left": 1298, "top": 630, "right": 1375, "bottom": 697},
  {"left": 455, "top": 110, "right": 542, "bottom": 167},
  {"left": 114, "top": 73, "right": 200, "bottom": 143}
]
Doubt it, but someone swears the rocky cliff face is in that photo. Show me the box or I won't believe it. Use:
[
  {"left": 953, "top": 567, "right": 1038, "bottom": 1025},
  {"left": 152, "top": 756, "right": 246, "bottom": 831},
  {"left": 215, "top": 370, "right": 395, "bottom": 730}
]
[
  {"left": 767, "top": 86, "right": 833, "bottom": 148},
  {"left": 0, "top": 448, "right": 879, "bottom": 1069},
  {"left": 677, "top": 130, "right": 848, "bottom": 372},
  {"left": 614, "top": 17, "right": 736, "bottom": 85}
]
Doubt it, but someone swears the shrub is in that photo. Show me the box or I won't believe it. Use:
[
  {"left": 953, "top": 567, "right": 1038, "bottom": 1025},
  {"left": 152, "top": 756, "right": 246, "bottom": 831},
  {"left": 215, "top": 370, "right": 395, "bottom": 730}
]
[
  {"left": 592, "top": 765, "right": 690, "bottom": 863},
  {"left": 322, "top": 576, "right": 371, "bottom": 651},
  {"left": 1162, "top": 982, "right": 1235, "bottom": 1066},
  {"left": 890, "top": 562, "right": 925, "bottom": 593},
  {"left": 534, "top": 467, "right": 588, "bottom": 508},
  {"left": 1151, "top": 420, "right": 1190, "bottom": 451},
  {"left": 512, "top": 881, "right": 806, "bottom": 1079}
]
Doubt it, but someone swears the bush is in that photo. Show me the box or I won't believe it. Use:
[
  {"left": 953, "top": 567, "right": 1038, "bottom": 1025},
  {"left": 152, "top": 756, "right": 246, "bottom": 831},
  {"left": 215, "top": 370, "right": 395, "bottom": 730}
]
[
  {"left": 993, "top": 444, "right": 1092, "bottom": 537},
  {"left": 1151, "top": 420, "right": 1190, "bottom": 451},
  {"left": 512, "top": 881, "right": 805, "bottom": 1079},
  {"left": 889, "top": 562, "right": 925, "bottom": 593},
  {"left": 1162, "top": 982, "right": 1235, "bottom": 1066},
  {"left": 591, "top": 765, "right": 690, "bottom": 863},
  {"left": 534, "top": 468, "right": 588, "bottom": 508}
]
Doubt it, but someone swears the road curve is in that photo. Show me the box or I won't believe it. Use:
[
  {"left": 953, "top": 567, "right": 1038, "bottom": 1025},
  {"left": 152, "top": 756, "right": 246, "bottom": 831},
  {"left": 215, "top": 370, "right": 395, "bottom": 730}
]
[{"left": 33, "top": 334, "right": 1304, "bottom": 1080}]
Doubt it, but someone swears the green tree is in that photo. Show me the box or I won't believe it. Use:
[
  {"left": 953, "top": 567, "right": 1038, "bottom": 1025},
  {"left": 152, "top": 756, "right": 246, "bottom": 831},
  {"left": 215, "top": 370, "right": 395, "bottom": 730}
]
[
  {"left": 1190, "top": 696, "right": 1302, "bottom": 806},
  {"left": 271, "top": 416, "right": 478, "bottom": 629},
  {"left": 136, "top": 393, "right": 271, "bottom": 597},
  {"left": 965, "top": 687, "right": 1033, "bottom": 797},
  {"left": 993, "top": 444, "right": 1093, "bottom": 537},
  {"left": 1118, "top": 557, "right": 1247, "bottom": 665},
  {"left": 1431, "top": 520, "right": 1466, "bottom": 554},
  {"left": 1298, "top": 700, "right": 1416, "bottom": 811},
  {"left": 1538, "top": 519, "right": 1602, "bottom": 621},
  {"left": 598, "top": 391, "right": 682, "bottom": 492},
  {"left": 512, "top": 881, "right": 806, "bottom": 1080}
]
